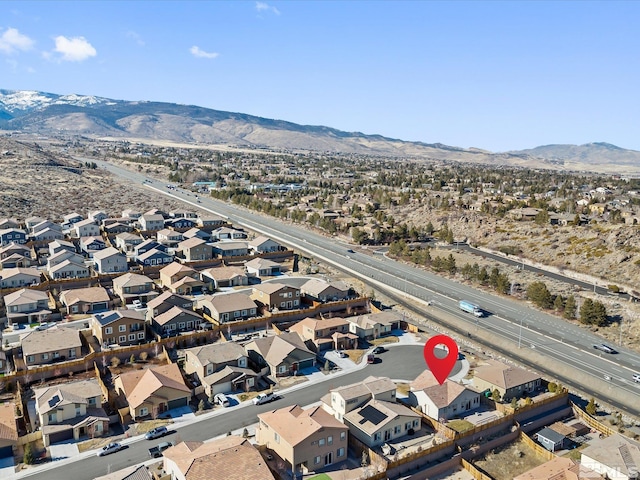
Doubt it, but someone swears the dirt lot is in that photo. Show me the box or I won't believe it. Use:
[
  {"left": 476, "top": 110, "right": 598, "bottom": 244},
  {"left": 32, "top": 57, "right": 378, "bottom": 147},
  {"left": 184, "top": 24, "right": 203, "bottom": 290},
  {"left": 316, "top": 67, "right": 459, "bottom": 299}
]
[{"left": 473, "top": 439, "right": 547, "bottom": 480}]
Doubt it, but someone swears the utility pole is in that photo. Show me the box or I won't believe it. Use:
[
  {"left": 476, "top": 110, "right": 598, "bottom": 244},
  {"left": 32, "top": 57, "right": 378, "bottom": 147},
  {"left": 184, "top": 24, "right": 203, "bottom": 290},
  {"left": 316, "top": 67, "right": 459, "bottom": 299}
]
[{"left": 518, "top": 317, "right": 523, "bottom": 348}]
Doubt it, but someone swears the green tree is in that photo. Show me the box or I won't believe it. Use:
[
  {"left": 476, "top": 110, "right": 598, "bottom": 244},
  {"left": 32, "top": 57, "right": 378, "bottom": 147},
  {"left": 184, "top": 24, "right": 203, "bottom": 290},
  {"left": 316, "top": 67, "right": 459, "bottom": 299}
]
[
  {"left": 564, "top": 295, "right": 577, "bottom": 319},
  {"left": 534, "top": 209, "right": 550, "bottom": 225},
  {"left": 527, "top": 281, "right": 553, "bottom": 309},
  {"left": 510, "top": 398, "right": 518, "bottom": 410},
  {"left": 23, "top": 442, "right": 34, "bottom": 465},
  {"left": 491, "top": 389, "right": 502, "bottom": 402},
  {"left": 553, "top": 295, "right": 564, "bottom": 312},
  {"left": 198, "top": 399, "right": 205, "bottom": 412},
  {"left": 580, "top": 298, "right": 607, "bottom": 326},
  {"left": 586, "top": 398, "right": 597, "bottom": 416}
]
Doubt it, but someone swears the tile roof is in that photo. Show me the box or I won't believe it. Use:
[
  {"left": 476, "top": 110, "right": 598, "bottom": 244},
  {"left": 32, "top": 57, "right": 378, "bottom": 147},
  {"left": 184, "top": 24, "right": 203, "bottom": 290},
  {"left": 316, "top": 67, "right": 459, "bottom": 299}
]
[
  {"left": 244, "top": 257, "right": 279, "bottom": 269},
  {"left": 331, "top": 376, "right": 397, "bottom": 401},
  {"left": 93, "top": 247, "right": 124, "bottom": 261},
  {"left": 34, "top": 379, "right": 103, "bottom": 414},
  {"left": 154, "top": 306, "right": 202, "bottom": 326},
  {"left": 0, "top": 402, "right": 18, "bottom": 442},
  {"left": 0, "top": 267, "right": 41, "bottom": 279},
  {"left": 581, "top": 433, "right": 640, "bottom": 477},
  {"left": 247, "top": 332, "right": 314, "bottom": 366},
  {"left": 112, "top": 273, "right": 154, "bottom": 288},
  {"left": 164, "top": 436, "right": 274, "bottom": 480},
  {"left": 160, "top": 262, "right": 196, "bottom": 278},
  {"left": 3, "top": 288, "right": 48, "bottom": 307},
  {"left": 116, "top": 363, "right": 190, "bottom": 410},
  {"left": 93, "top": 465, "right": 152, "bottom": 480},
  {"left": 473, "top": 360, "right": 541, "bottom": 390},
  {"left": 251, "top": 282, "right": 291, "bottom": 295},
  {"left": 513, "top": 456, "right": 602, "bottom": 480},
  {"left": 200, "top": 292, "right": 257, "bottom": 314},
  {"left": 93, "top": 309, "right": 146, "bottom": 326},
  {"left": 146, "top": 291, "right": 192, "bottom": 310},
  {"left": 186, "top": 342, "right": 247, "bottom": 367},
  {"left": 203, "top": 365, "right": 257, "bottom": 387},
  {"left": 258, "top": 405, "right": 347, "bottom": 447},
  {"left": 199, "top": 266, "right": 246, "bottom": 281},
  {"left": 21, "top": 326, "right": 82, "bottom": 357},
  {"left": 410, "top": 370, "right": 475, "bottom": 408},
  {"left": 344, "top": 399, "right": 419, "bottom": 435},
  {"left": 290, "top": 317, "right": 349, "bottom": 335},
  {"left": 347, "top": 311, "right": 402, "bottom": 328},
  {"left": 301, "top": 278, "right": 350, "bottom": 296},
  {"left": 60, "top": 286, "right": 110, "bottom": 305},
  {"left": 177, "top": 237, "right": 207, "bottom": 249}
]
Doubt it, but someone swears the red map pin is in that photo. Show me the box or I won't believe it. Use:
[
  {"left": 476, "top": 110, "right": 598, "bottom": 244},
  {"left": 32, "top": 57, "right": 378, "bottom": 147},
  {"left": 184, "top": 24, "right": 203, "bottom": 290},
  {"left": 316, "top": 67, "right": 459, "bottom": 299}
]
[{"left": 423, "top": 334, "right": 459, "bottom": 385}]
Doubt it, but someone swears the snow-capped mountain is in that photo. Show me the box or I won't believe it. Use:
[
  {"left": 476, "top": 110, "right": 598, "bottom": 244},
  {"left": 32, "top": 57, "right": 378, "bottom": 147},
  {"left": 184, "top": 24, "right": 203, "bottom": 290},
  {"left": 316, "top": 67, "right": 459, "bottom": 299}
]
[{"left": 0, "top": 89, "right": 116, "bottom": 115}]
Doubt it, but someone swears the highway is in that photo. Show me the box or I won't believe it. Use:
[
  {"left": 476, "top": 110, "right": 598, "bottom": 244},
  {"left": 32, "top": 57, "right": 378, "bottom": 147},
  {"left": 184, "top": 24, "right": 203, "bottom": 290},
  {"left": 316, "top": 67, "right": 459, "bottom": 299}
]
[{"left": 90, "top": 159, "right": 640, "bottom": 413}]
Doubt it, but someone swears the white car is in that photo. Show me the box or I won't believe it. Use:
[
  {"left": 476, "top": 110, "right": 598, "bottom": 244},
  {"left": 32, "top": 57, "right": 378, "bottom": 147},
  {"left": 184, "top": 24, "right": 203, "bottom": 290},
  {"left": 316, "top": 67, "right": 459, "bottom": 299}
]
[
  {"left": 97, "top": 442, "right": 124, "bottom": 457},
  {"left": 336, "top": 350, "right": 348, "bottom": 358},
  {"left": 253, "top": 392, "right": 278, "bottom": 405},
  {"left": 214, "top": 393, "right": 230, "bottom": 407}
]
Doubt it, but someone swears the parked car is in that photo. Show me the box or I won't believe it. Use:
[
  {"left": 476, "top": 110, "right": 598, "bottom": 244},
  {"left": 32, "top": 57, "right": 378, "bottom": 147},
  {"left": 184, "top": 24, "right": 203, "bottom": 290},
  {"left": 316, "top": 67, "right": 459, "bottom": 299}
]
[
  {"left": 214, "top": 393, "right": 230, "bottom": 407},
  {"left": 336, "top": 350, "right": 348, "bottom": 358},
  {"left": 132, "top": 299, "right": 143, "bottom": 309},
  {"left": 367, "top": 354, "right": 376, "bottom": 364},
  {"left": 372, "top": 346, "right": 386, "bottom": 354},
  {"left": 97, "top": 442, "right": 124, "bottom": 457},
  {"left": 36, "top": 322, "right": 54, "bottom": 331},
  {"left": 145, "top": 426, "right": 168, "bottom": 440},
  {"left": 593, "top": 344, "right": 617, "bottom": 354},
  {"left": 11, "top": 323, "right": 25, "bottom": 331},
  {"left": 253, "top": 392, "right": 279, "bottom": 405}
]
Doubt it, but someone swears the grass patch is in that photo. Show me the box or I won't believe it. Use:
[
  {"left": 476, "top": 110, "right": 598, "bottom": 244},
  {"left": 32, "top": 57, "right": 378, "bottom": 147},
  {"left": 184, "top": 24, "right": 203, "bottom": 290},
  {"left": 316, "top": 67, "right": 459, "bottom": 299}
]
[
  {"left": 396, "top": 382, "right": 410, "bottom": 396},
  {"left": 238, "top": 391, "right": 261, "bottom": 403},
  {"left": 308, "top": 474, "right": 332, "bottom": 480},
  {"left": 347, "top": 349, "right": 365, "bottom": 364},
  {"left": 137, "top": 419, "right": 173, "bottom": 434},
  {"left": 562, "top": 443, "right": 588, "bottom": 460},
  {"left": 370, "top": 336, "right": 400, "bottom": 346},
  {"left": 446, "top": 419, "right": 475, "bottom": 433}
]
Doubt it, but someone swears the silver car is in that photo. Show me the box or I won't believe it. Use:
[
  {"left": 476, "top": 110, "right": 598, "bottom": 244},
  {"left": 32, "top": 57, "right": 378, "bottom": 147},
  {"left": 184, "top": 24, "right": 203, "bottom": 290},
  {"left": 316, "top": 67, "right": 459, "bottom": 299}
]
[{"left": 97, "top": 442, "right": 124, "bottom": 457}]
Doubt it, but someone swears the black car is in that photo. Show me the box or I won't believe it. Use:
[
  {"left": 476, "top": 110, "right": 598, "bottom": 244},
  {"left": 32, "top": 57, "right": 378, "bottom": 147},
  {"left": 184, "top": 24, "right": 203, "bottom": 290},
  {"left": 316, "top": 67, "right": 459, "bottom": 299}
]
[
  {"left": 593, "top": 344, "right": 617, "bottom": 354},
  {"left": 372, "top": 346, "right": 386, "bottom": 354}
]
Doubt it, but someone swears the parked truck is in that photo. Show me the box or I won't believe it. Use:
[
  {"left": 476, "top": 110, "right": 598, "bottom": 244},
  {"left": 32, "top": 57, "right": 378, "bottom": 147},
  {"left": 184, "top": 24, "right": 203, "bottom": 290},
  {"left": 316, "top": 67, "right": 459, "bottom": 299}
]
[
  {"left": 148, "top": 441, "right": 173, "bottom": 458},
  {"left": 459, "top": 300, "right": 483, "bottom": 317}
]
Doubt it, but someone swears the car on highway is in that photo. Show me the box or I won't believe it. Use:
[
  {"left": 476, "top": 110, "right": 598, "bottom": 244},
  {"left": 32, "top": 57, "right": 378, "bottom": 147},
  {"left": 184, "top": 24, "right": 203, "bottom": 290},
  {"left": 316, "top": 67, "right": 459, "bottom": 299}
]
[
  {"left": 593, "top": 344, "right": 617, "bottom": 354},
  {"left": 347, "top": 249, "right": 355, "bottom": 253},
  {"left": 97, "top": 442, "right": 124, "bottom": 457},
  {"left": 144, "top": 426, "right": 168, "bottom": 440},
  {"left": 633, "top": 373, "right": 640, "bottom": 383}
]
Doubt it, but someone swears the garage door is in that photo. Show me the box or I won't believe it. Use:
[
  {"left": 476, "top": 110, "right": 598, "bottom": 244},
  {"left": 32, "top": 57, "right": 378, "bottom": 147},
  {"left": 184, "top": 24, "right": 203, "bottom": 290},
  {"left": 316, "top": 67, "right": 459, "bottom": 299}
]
[
  {"left": 167, "top": 397, "right": 187, "bottom": 410},
  {"left": 48, "top": 428, "right": 73, "bottom": 445},
  {"left": 92, "top": 302, "right": 108, "bottom": 312}
]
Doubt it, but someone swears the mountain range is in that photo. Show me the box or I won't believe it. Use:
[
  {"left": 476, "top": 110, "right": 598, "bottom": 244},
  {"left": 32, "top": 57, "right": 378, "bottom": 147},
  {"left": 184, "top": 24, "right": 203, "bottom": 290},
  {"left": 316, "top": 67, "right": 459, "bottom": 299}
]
[{"left": 1, "top": 89, "right": 640, "bottom": 174}]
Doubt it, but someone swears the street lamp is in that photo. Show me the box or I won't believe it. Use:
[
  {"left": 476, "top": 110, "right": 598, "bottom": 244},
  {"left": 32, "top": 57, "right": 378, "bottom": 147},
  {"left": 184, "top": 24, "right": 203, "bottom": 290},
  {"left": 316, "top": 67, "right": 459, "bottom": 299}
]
[{"left": 518, "top": 316, "right": 524, "bottom": 348}]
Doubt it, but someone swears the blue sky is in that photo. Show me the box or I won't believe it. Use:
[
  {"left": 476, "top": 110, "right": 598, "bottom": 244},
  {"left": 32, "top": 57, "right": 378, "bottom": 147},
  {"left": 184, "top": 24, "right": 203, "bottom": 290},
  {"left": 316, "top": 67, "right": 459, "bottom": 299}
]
[{"left": 1, "top": 1, "right": 639, "bottom": 152}]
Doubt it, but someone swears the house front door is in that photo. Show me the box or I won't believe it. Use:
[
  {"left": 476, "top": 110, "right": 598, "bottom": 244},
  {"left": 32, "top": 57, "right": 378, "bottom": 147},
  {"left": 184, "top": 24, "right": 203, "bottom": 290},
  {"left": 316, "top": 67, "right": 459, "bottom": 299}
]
[{"left": 324, "top": 452, "right": 333, "bottom": 466}]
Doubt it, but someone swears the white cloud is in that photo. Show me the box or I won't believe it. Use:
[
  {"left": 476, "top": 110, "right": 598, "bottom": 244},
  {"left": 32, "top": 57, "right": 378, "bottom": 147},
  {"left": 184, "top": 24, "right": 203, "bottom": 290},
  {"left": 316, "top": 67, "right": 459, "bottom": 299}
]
[
  {"left": 0, "top": 27, "right": 35, "bottom": 55},
  {"left": 256, "top": 1, "right": 280, "bottom": 15},
  {"left": 52, "top": 35, "right": 96, "bottom": 62},
  {"left": 190, "top": 45, "right": 219, "bottom": 59}
]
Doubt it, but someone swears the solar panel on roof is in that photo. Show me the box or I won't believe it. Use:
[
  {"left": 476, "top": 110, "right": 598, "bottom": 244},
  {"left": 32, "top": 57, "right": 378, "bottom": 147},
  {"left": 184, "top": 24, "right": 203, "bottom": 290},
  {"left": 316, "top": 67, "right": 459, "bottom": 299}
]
[{"left": 359, "top": 405, "right": 387, "bottom": 425}]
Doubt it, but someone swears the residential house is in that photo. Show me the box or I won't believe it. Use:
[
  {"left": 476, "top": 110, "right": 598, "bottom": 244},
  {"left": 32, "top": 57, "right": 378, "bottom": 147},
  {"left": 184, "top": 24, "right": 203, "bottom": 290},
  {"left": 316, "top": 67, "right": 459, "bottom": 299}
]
[
  {"left": 115, "top": 232, "right": 144, "bottom": 253},
  {"left": 93, "top": 247, "right": 128, "bottom": 274},
  {"left": 63, "top": 213, "right": 83, "bottom": 225},
  {"left": 159, "top": 262, "right": 204, "bottom": 294},
  {"left": 121, "top": 208, "right": 141, "bottom": 219},
  {"left": 0, "top": 242, "right": 31, "bottom": 260},
  {"left": 79, "top": 236, "right": 106, "bottom": 257},
  {"left": 134, "top": 239, "right": 165, "bottom": 256},
  {"left": 472, "top": 360, "right": 541, "bottom": 400},
  {"left": 0, "top": 402, "right": 18, "bottom": 458},
  {"left": 48, "top": 239, "right": 76, "bottom": 257},
  {"left": 196, "top": 292, "right": 257, "bottom": 324},
  {"left": 162, "top": 437, "right": 274, "bottom": 480},
  {"left": 112, "top": 272, "right": 158, "bottom": 305},
  {"left": 32, "top": 226, "right": 64, "bottom": 242},
  {"left": 93, "top": 465, "right": 152, "bottom": 480},
  {"left": 169, "top": 210, "right": 196, "bottom": 219},
  {"left": 49, "top": 259, "right": 91, "bottom": 280},
  {"left": 34, "top": 379, "right": 108, "bottom": 447},
  {"left": 245, "top": 332, "right": 315, "bottom": 378},
  {"left": 346, "top": 311, "right": 402, "bottom": 340},
  {"left": 197, "top": 216, "right": 226, "bottom": 228},
  {"left": 535, "top": 427, "right": 566, "bottom": 452},
  {"left": 344, "top": 399, "right": 421, "bottom": 448},
  {"left": 409, "top": 370, "right": 481, "bottom": 421},
  {"left": 165, "top": 218, "right": 197, "bottom": 229},
  {"left": 102, "top": 222, "right": 133, "bottom": 235},
  {"left": 176, "top": 237, "right": 212, "bottom": 262},
  {"left": 249, "top": 236, "right": 282, "bottom": 254},
  {"left": 581, "top": 434, "right": 640, "bottom": 480},
  {"left": 88, "top": 210, "right": 108, "bottom": 223},
  {"left": 136, "top": 248, "right": 174, "bottom": 267},
  {"left": 139, "top": 214, "right": 165, "bottom": 232},
  {"left": 0, "top": 252, "right": 33, "bottom": 269},
  {"left": 250, "top": 283, "right": 301, "bottom": 311},
  {"left": 24, "top": 216, "right": 46, "bottom": 231},
  {"left": 183, "top": 343, "right": 256, "bottom": 396},
  {"left": 301, "top": 279, "right": 351, "bottom": 302},
  {"left": 146, "top": 291, "right": 194, "bottom": 321},
  {"left": 113, "top": 363, "right": 191, "bottom": 420},
  {"left": 46, "top": 249, "right": 85, "bottom": 269},
  {"left": 321, "top": 376, "right": 398, "bottom": 422},
  {"left": 3, "top": 288, "right": 51, "bottom": 325},
  {"left": 0, "top": 228, "right": 27, "bottom": 246},
  {"left": 156, "top": 228, "right": 183, "bottom": 247},
  {"left": 211, "top": 226, "right": 247, "bottom": 241},
  {"left": 244, "top": 257, "right": 281, "bottom": 277},
  {"left": 289, "top": 317, "right": 357, "bottom": 352},
  {"left": 59, "top": 286, "right": 111, "bottom": 314},
  {"left": 0, "top": 218, "right": 20, "bottom": 229},
  {"left": 182, "top": 227, "right": 211, "bottom": 242},
  {"left": 143, "top": 209, "right": 167, "bottom": 218},
  {"left": 32, "top": 220, "right": 61, "bottom": 236},
  {"left": 212, "top": 241, "right": 249, "bottom": 258},
  {"left": 73, "top": 219, "right": 100, "bottom": 238},
  {"left": 151, "top": 306, "right": 203, "bottom": 336},
  {"left": 256, "top": 405, "right": 348, "bottom": 475},
  {"left": 0, "top": 267, "right": 41, "bottom": 288},
  {"left": 91, "top": 310, "right": 146, "bottom": 347},
  {"left": 21, "top": 326, "right": 82, "bottom": 367},
  {"left": 199, "top": 265, "right": 248, "bottom": 290},
  {"left": 514, "top": 457, "right": 602, "bottom": 480}
]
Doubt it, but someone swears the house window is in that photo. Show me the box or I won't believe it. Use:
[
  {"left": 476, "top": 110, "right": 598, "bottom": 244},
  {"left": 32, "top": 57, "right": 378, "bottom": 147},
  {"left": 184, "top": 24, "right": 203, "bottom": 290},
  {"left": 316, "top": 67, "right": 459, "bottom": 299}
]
[
  {"left": 178, "top": 322, "right": 185, "bottom": 329},
  {"left": 76, "top": 404, "right": 81, "bottom": 416},
  {"left": 394, "top": 425, "right": 401, "bottom": 434},
  {"left": 241, "top": 310, "right": 247, "bottom": 316},
  {"left": 250, "top": 308, "right": 256, "bottom": 315},
  {"left": 119, "top": 336, "right": 126, "bottom": 343},
  {"left": 42, "top": 353, "right": 49, "bottom": 360},
  {"left": 247, "top": 378, "right": 254, "bottom": 387},
  {"left": 314, "top": 456, "right": 321, "bottom": 465},
  {"left": 137, "top": 332, "right": 145, "bottom": 339},
  {"left": 68, "top": 350, "right": 76, "bottom": 358},
  {"left": 327, "top": 435, "right": 333, "bottom": 445},
  {"left": 140, "top": 407, "right": 148, "bottom": 417},
  {"left": 374, "top": 433, "right": 381, "bottom": 442},
  {"left": 104, "top": 326, "right": 112, "bottom": 334},
  {"left": 48, "top": 413, "right": 57, "bottom": 423},
  {"left": 274, "top": 432, "right": 280, "bottom": 444},
  {"left": 319, "top": 438, "right": 325, "bottom": 446},
  {"left": 337, "top": 447, "right": 345, "bottom": 457},
  {"left": 119, "top": 325, "right": 126, "bottom": 332},
  {"left": 294, "top": 300, "right": 299, "bottom": 306},
  {"left": 280, "top": 302, "right": 286, "bottom": 308},
  {"left": 278, "top": 365, "right": 287, "bottom": 374},
  {"left": 234, "top": 311, "right": 240, "bottom": 317},
  {"left": 340, "top": 432, "right": 346, "bottom": 441},
  {"left": 405, "top": 422, "right": 412, "bottom": 431},
  {"left": 128, "top": 334, "right": 135, "bottom": 341},
  {"left": 413, "top": 420, "right": 419, "bottom": 428}
]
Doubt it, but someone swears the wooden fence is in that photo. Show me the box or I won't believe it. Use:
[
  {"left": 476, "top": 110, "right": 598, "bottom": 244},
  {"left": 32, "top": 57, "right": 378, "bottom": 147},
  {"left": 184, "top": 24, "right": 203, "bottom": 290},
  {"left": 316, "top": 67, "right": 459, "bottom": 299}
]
[
  {"left": 16, "top": 430, "right": 42, "bottom": 447},
  {"left": 461, "top": 458, "right": 494, "bottom": 480},
  {"left": 518, "top": 429, "right": 555, "bottom": 461},
  {"left": 570, "top": 402, "right": 616, "bottom": 437}
]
